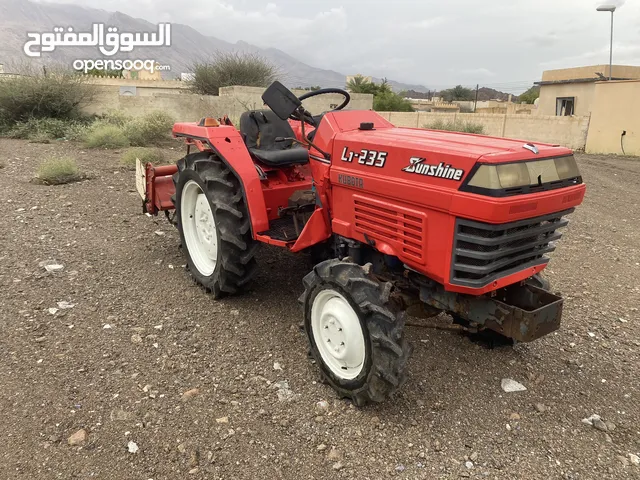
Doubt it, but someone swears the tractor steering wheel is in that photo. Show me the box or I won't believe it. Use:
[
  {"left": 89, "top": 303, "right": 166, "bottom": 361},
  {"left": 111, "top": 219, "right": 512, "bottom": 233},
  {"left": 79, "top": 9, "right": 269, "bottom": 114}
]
[{"left": 289, "top": 87, "right": 351, "bottom": 126}]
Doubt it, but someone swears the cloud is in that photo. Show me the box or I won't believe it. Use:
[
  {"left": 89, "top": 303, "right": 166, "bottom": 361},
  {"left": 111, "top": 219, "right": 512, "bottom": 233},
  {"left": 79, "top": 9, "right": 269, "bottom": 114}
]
[
  {"left": 456, "top": 68, "right": 496, "bottom": 77},
  {"left": 525, "top": 33, "right": 561, "bottom": 48},
  {"left": 30, "top": 0, "right": 640, "bottom": 88},
  {"left": 195, "top": 2, "right": 348, "bottom": 47},
  {"left": 599, "top": 0, "right": 625, "bottom": 7},
  {"left": 407, "top": 17, "right": 445, "bottom": 29},
  {"left": 540, "top": 42, "right": 640, "bottom": 68}
]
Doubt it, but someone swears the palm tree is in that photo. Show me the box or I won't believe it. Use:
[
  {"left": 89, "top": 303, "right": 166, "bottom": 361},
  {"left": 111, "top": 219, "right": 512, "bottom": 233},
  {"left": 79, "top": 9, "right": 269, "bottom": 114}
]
[{"left": 346, "top": 74, "right": 372, "bottom": 93}]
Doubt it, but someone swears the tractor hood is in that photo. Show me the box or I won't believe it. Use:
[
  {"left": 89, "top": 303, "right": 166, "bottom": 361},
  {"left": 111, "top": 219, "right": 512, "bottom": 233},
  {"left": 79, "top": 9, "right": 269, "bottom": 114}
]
[
  {"left": 326, "top": 110, "right": 572, "bottom": 164},
  {"left": 315, "top": 110, "right": 580, "bottom": 197}
]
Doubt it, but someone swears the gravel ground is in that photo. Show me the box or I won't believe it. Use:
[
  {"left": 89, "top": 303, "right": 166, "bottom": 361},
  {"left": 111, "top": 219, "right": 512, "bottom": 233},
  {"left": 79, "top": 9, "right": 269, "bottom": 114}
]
[{"left": 0, "top": 139, "right": 638, "bottom": 480}]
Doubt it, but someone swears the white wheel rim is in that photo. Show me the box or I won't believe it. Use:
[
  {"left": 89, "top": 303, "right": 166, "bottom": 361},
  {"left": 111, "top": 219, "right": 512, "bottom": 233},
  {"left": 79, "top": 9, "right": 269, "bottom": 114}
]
[
  {"left": 311, "top": 289, "right": 366, "bottom": 380},
  {"left": 181, "top": 180, "right": 219, "bottom": 276}
]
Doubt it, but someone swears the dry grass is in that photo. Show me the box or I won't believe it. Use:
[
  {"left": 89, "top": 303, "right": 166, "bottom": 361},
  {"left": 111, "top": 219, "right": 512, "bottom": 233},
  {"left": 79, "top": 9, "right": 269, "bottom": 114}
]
[
  {"left": 84, "top": 124, "right": 129, "bottom": 149},
  {"left": 424, "top": 119, "right": 485, "bottom": 134},
  {"left": 120, "top": 147, "right": 165, "bottom": 170},
  {"left": 35, "top": 157, "right": 83, "bottom": 185},
  {"left": 124, "top": 111, "right": 175, "bottom": 146}
]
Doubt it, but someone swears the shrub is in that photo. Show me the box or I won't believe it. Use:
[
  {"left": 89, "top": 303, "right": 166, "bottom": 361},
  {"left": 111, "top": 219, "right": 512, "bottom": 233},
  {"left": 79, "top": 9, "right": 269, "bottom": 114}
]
[
  {"left": 5, "top": 117, "right": 95, "bottom": 141},
  {"left": 85, "top": 124, "right": 129, "bottom": 148},
  {"left": 189, "top": 52, "right": 278, "bottom": 95},
  {"left": 120, "top": 147, "right": 165, "bottom": 170},
  {"left": 35, "top": 157, "right": 83, "bottom": 185},
  {"left": 65, "top": 122, "right": 91, "bottom": 142},
  {"left": 346, "top": 76, "right": 414, "bottom": 112},
  {"left": 425, "top": 119, "right": 485, "bottom": 134},
  {"left": 99, "top": 110, "right": 132, "bottom": 128},
  {"left": 373, "top": 91, "right": 414, "bottom": 112},
  {"left": 459, "top": 122, "right": 485, "bottom": 134},
  {"left": 7, "top": 118, "right": 71, "bottom": 140},
  {"left": 124, "top": 111, "right": 175, "bottom": 146},
  {"left": 0, "top": 67, "right": 94, "bottom": 127}
]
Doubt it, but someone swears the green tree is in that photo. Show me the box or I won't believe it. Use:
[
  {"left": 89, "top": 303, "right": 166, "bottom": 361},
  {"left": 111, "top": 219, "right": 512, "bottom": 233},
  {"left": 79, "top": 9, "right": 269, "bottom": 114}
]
[
  {"left": 518, "top": 86, "right": 540, "bottom": 104},
  {"left": 441, "top": 85, "right": 475, "bottom": 102},
  {"left": 373, "top": 91, "right": 414, "bottom": 112},
  {"left": 347, "top": 75, "right": 413, "bottom": 112},
  {"left": 346, "top": 75, "right": 380, "bottom": 95},
  {"left": 346, "top": 74, "right": 370, "bottom": 92}
]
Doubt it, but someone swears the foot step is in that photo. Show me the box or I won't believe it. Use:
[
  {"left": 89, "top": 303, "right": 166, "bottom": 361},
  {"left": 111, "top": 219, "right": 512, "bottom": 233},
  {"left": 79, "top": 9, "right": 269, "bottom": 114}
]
[{"left": 263, "top": 217, "right": 299, "bottom": 241}]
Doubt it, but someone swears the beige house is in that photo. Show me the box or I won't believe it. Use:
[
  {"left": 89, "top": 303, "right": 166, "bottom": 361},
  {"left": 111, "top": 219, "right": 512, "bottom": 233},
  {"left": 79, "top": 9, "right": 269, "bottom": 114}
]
[
  {"left": 586, "top": 79, "right": 640, "bottom": 156},
  {"left": 123, "top": 62, "right": 164, "bottom": 81},
  {"left": 535, "top": 65, "right": 640, "bottom": 116}
]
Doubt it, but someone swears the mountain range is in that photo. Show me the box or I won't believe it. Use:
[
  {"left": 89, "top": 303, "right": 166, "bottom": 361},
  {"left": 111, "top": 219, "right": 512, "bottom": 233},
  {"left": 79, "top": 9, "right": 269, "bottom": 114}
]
[{"left": 0, "top": 0, "right": 430, "bottom": 92}]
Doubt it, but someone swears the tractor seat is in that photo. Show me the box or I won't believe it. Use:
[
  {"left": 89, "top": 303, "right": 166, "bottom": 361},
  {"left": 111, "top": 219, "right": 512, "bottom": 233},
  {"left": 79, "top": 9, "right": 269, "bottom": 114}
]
[{"left": 239, "top": 110, "right": 309, "bottom": 167}]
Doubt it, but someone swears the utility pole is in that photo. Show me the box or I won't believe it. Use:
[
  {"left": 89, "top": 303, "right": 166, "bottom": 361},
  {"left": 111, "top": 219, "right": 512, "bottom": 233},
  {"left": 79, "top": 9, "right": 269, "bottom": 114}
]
[
  {"left": 608, "top": 10, "right": 614, "bottom": 80},
  {"left": 597, "top": 5, "right": 616, "bottom": 80},
  {"left": 474, "top": 84, "right": 479, "bottom": 112}
]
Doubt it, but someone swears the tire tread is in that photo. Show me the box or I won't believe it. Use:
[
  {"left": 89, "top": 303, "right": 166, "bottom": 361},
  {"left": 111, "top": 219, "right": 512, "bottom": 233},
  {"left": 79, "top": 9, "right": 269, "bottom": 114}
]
[{"left": 173, "top": 152, "right": 257, "bottom": 298}]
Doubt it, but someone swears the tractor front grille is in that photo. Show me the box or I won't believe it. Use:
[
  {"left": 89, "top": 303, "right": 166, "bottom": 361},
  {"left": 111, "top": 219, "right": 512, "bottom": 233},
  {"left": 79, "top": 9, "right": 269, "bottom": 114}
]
[
  {"left": 353, "top": 196, "right": 425, "bottom": 263},
  {"left": 450, "top": 209, "right": 573, "bottom": 288}
]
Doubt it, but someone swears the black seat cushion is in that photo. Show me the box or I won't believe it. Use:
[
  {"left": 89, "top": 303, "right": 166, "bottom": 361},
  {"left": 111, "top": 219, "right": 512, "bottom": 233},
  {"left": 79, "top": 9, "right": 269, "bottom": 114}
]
[
  {"left": 249, "top": 146, "right": 310, "bottom": 166},
  {"left": 239, "top": 110, "right": 309, "bottom": 167}
]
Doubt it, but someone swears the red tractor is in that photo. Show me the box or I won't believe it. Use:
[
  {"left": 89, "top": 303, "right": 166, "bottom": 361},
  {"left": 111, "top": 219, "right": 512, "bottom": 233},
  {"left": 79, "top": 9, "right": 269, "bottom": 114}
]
[{"left": 139, "top": 81, "right": 586, "bottom": 405}]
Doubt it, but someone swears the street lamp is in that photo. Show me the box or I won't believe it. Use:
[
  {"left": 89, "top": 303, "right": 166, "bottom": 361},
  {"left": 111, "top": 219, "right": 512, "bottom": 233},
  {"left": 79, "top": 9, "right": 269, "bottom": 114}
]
[{"left": 597, "top": 4, "right": 616, "bottom": 80}]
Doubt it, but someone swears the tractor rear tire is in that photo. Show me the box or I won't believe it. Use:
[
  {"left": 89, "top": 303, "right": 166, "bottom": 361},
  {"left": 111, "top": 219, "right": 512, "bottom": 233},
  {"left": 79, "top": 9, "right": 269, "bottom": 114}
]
[
  {"left": 173, "top": 152, "right": 257, "bottom": 298},
  {"left": 300, "top": 259, "right": 412, "bottom": 406}
]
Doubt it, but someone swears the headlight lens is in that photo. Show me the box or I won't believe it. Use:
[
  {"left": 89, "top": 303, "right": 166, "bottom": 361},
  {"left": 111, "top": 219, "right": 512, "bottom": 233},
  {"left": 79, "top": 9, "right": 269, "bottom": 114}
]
[
  {"left": 464, "top": 156, "right": 581, "bottom": 193},
  {"left": 496, "top": 163, "right": 530, "bottom": 188},
  {"left": 554, "top": 156, "right": 580, "bottom": 179}
]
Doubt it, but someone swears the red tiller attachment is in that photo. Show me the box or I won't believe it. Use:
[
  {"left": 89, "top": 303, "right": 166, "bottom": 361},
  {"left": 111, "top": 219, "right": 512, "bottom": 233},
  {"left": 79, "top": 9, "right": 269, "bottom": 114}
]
[{"left": 136, "top": 159, "right": 177, "bottom": 215}]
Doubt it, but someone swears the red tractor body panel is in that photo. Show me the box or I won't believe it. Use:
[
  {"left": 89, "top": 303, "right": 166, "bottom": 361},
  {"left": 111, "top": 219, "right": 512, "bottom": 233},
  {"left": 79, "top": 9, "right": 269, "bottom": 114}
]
[
  {"left": 172, "top": 123, "right": 271, "bottom": 233},
  {"left": 142, "top": 110, "right": 584, "bottom": 296},
  {"left": 312, "top": 111, "right": 586, "bottom": 294}
]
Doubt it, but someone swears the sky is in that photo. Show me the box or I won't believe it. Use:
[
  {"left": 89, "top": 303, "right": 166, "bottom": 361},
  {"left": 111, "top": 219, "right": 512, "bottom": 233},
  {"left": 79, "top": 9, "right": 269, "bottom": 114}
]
[{"left": 45, "top": 0, "right": 640, "bottom": 93}]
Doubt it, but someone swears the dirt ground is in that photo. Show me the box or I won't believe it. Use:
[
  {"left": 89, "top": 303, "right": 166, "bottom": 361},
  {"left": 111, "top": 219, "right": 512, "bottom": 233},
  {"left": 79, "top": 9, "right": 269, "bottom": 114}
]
[{"left": 0, "top": 138, "right": 638, "bottom": 480}]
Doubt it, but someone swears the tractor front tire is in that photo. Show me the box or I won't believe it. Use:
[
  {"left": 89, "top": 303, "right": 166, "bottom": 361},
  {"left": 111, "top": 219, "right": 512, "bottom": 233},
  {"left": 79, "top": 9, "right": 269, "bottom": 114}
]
[
  {"left": 300, "top": 259, "right": 412, "bottom": 406},
  {"left": 173, "top": 152, "right": 257, "bottom": 298}
]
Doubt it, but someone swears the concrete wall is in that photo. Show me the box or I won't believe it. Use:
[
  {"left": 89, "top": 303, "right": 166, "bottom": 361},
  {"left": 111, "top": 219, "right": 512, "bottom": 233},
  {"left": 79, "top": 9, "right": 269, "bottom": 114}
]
[
  {"left": 542, "top": 65, "right": 640, "bottom": 82},
  {"left": 408, "top": 99, "right": 460, "bottom": 112},
  {"left": 476, "top": 103, "right": 536, "bottom": 115},
  {"left": 537, "top": 82, "right": 596, "bottom": 116},
  {"left": 87, "top": 77, "right": 186, "bottom": 90},
  {"left": 78, "top": 78, "right": 595, "bottom": 153},
  {"left": 81, "top": 81, "right": 373, "bottom": 122},
  {"left": 586, "top": 80, "right": 640, "bottom": 156},
  {"left": 376, "top": 111, "right": 590, "bottom": 150}
]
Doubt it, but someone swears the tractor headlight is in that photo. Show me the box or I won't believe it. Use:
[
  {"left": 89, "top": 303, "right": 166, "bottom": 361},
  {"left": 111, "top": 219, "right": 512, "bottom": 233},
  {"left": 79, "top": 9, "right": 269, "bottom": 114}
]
[
  {"left": 554, "top": 156, "right": 580, "bottom": 179},
  {"left": 496, "top": 163, "right": 530, "bottom": 188},
  {"left": 463, "top": 155, "right": 582, "bottom": 196}
]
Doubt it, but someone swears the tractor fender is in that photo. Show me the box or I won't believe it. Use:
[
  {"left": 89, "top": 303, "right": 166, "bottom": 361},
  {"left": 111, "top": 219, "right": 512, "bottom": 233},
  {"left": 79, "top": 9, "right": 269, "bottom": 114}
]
[
  {"left": 173, "top": 124, "right": 270, "bottom": 234},
  {"left": 290, "top": 208, "right": 332, "bottom": 253}
]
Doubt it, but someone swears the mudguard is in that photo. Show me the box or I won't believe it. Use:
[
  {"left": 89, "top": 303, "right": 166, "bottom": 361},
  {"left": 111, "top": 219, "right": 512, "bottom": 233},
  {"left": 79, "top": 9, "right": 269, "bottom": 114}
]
[{"left": 172, "top": 123, "right": 270, "bottom": 234}]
